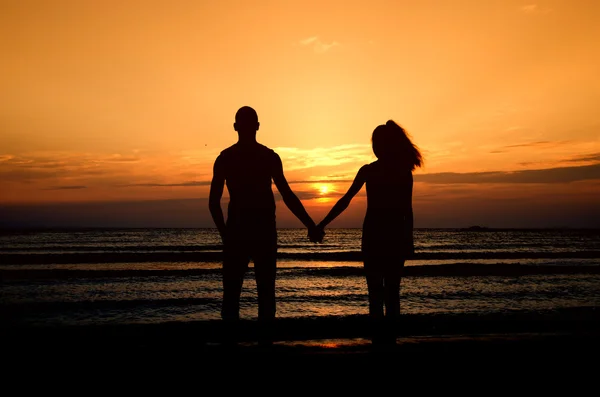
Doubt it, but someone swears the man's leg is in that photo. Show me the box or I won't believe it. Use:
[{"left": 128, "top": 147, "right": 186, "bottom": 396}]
[
  {"left": 254, "top": 247, "right": 277, "bottom": 346},
  {"left": 222, "top": 247, "right": 249, "bottom": 344}
]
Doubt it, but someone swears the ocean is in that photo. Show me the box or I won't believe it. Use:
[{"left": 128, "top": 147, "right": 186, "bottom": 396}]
[{"left": 2, "top": 228, "right": 600, "bottom": 328}]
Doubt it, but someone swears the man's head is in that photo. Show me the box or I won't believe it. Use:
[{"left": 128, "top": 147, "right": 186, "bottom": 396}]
[{"left": 234, "top": 106, "right": 260, "bottom": 133}]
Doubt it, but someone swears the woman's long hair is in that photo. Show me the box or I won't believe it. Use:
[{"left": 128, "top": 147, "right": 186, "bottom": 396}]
[{"left": 371, "top": 120, "right": 423, "bottom": 171}]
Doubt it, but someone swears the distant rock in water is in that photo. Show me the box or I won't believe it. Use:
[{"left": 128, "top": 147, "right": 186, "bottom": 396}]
[{"left": 464, "top": 225, "right": 490, "bottom": 231}]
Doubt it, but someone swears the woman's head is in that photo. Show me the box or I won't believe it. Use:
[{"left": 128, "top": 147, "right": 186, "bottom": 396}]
[{"left": 372, "top": 120, "right": 423, "bottom": 170}]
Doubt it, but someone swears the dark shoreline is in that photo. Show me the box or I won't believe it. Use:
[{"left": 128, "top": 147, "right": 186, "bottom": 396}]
[
  {"left": 4, "top": 306, "right": 598, "bottom": 348},
  {"left": 1, "top": 309, "right": 597, "bottom": 381},
  {"left": 4, "top": 307, "right": 599, "bottom": 378}
]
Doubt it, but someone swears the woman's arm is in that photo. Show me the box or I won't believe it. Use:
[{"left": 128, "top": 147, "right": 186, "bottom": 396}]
[{"left": 318, "top": 165, "right": 368, "bottom": 229}]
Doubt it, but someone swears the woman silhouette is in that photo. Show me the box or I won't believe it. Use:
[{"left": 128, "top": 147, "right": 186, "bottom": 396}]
[{"left": 317, "top": 120, "right": 423, "bottom": 345}]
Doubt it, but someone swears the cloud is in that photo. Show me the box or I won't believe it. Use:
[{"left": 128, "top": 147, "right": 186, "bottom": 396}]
[
  {"left": 416, "top": 163, "right": 600, "bottom": 184},
  {"left": 521, "top": 4, "right": 552, "bottom": 14},
  {"left": 121, "top": 178, "right": 356, "bottom": 189},
  {"left": 274, "top": 190, "right": 325, "bottom": 201},
  {"left": 121, "top": 181, "right": 210, "bottom": 187},
  {"left": 102, "top": 154, "right": 141, "bottom": 163},
  {"left": 299, "top": 36, "right": 340, "bottom": 53},
  {"left": 501, "top": 140, "right": 570, "bottom": 149},
  {"left": 0, "top": 150, "right": 211, "bottom": 188},
  {"left": 504, "top": 141, "right": 552, "bottom": 148},
  {"left": 0, "top": 198, "right": 214, "bottom": 229},
  {"left": 489, "top": 140, "right": 573, "bottom": 154},
  {"left": 0, "top": 152, "right": 143, "bottom": 182},
  {"left": 518, "top": 151, "right": 600, "bottom": 168},
  {"left": 43, "top": 185, "right": 87, "bottom": 190},
  {"left": 521, "top": 4, "right": 538, "bottom": 13},
  {"left": 0, "top": 167, "right": 64, "bottom": 182},
  {"left": 327, "top": 173, "right": 354, "bottom": 179},
  {"left": 288, "top": 179, "right": 353, "bottom": 185},
  {"left": 564, "top": 153, "right": 600, "bottom": 163},
  {"left": 275, "top": 144, "right": 372, "bottom": 171},
  {"left": 120, "top": 160, "right": 600, "bottom": 188}
]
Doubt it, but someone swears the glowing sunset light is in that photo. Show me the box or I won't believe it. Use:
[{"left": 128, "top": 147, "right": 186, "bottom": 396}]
[
  {"left": 317, "top": 184, "right": 331, "bottom": 195},
  {"left": 312, "top": 183, "right": 336, "bottom": 204},
  {"left": 1, "top": 1, "right": 599, "bottom": 228}
]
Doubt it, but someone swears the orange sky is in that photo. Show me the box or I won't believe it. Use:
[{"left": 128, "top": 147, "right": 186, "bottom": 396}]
[{"left": 1, "top": 0, "right": 599, "bottom": 228}]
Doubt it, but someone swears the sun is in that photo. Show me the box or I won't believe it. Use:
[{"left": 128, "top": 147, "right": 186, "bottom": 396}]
[
  {"left": 313, "top": 183, "right": 334, "bottom": 203},
  {"left": 315, "top": 183, "right": 335, "bottom": 196}
]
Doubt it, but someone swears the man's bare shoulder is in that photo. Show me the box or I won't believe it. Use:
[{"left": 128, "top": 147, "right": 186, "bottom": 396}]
[
  {"left": 219, "top": 143, "right": 238, "bottom": 156},
  {"left": 257, "top": 143, "right": 277, "bottom": 156},
  {"left": 219, "top": 143, "right": 276, "bottom": 153},
  {"left": 216, "top": 144, "right": 279, "bottom": 169}
]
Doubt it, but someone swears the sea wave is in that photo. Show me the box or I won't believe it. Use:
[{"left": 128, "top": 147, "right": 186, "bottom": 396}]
[
  {"left": 2, "top": 250, "right": 600, "bottom": 265},
  {"left": 2, "top": 263, "right": 600, "bottom": 281}
]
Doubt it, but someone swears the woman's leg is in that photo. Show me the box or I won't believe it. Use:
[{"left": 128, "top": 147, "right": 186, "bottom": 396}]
[
  {"left": 383, "top": 261, "right": 404, "bottom": 319},
  {"left": 364, "top": 259, "right": 384, "bottom": 320},
  {"left": 382, "top": 261, "right": 405, "bottom": 343},
  {"left": 364, "top": 259, "right": 386, "bottom": 345}
]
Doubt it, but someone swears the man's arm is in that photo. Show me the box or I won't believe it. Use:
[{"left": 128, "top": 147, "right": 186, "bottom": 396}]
[
  {"left": 272, "top": 153, "right": 316, "bottom": 230},
  {"left": 403, "top": 174, "right": 415, "bottom": 257},
  {"left": 208, "top": 156, "right": 226, "bottom": 242}
]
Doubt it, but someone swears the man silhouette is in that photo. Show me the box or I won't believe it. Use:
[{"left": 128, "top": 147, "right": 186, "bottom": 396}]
[{"left": 209, "top": 106, "right": 322, "bottom": 345}]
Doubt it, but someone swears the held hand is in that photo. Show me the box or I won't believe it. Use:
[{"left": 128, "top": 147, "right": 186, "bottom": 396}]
[
  {"left": 308, "top": 224, "right": 325, "bottom": 243},
  {"left": 316, "top": 223, "right": 326, "bottom": 243}
]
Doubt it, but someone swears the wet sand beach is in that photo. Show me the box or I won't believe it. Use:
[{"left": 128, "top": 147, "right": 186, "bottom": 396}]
[{"left": 5, "top": 308, "right": 598, "bottom": 369}]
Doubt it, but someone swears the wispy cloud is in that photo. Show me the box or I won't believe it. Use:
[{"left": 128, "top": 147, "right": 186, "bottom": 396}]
[
  {"left": 102, "top": 154, "right": 141, "bottom": 163},
  {"left": 121, "top": 181, "right": 210, "bottom": 188},
  {"left": 327, "top": 173, "right": 354, "bottom": 179},
  {"left": 274, "top": 190, "right": 325, "bottom": 201},
  {"left": 564, "top": 153, "right": 600, "bottom": 163},
  {"left": 275, "top": 144, "right": 372, "bottom": 171},
  {"left": 288, "top": 179, "right": 352, "bottom": 184},
  {"left": 504, "top": 141, "right": 552, "bottom": 148},
  {"left": 490, "top": 140, "right": 571, "bottom": 153},
  {"left": 43, "top": 185, "right": 87, "bottom": 190},
  {"left": 521, "top": 4, "right": 552, "bottom": 14},
  {"left": 0, "top": 198, "right": 214, "bottom": 229},
  {"left": 0, "top": 152, "right": 143, "bottom": 183},
  {"left": 521, "top": 4, "right": 538, "bottom": 13},
  {"left": 299, "top": 36, "right": 340, "bottom": 53},
  {"left": 416, "top": 163, "right": 600, "bottom": 184},
  {"left": 0, "top": 151, "right": 213, "bottom": 188},
  {"left": 121, "top": 179, "right": 355, "bottom": 189}
]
